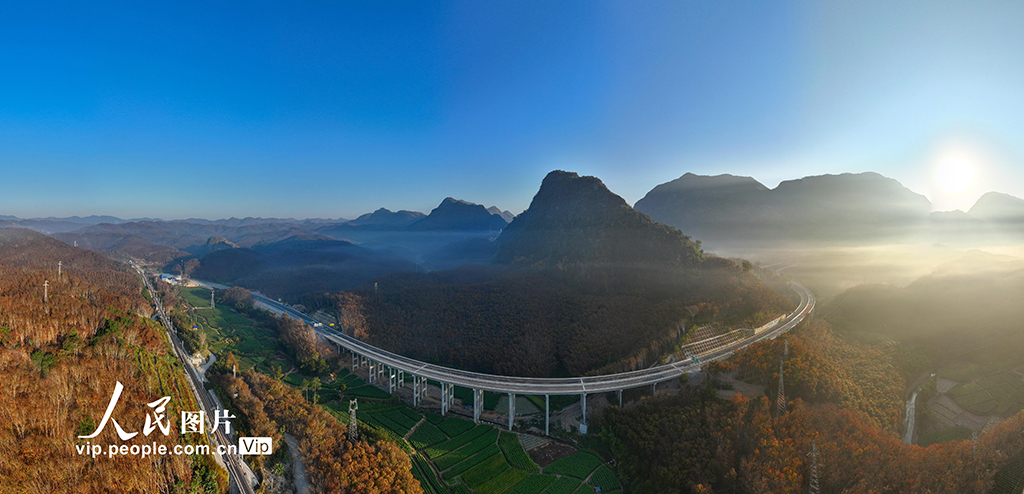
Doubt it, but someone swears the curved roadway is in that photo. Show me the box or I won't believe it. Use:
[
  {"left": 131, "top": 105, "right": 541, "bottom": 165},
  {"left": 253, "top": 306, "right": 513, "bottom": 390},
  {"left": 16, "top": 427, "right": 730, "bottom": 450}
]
[{"left": 251, "top": 281, "right": 814, "bottom": 396}]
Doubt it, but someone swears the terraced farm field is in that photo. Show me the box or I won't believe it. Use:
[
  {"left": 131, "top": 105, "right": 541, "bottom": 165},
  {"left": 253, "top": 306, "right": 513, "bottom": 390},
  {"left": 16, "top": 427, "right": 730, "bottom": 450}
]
[
  {"left": 356, "top": 401, "right": 621, "bottom": 493},
  {"left": 948, "top": 371, "right": 1024, "bottom": 416}
]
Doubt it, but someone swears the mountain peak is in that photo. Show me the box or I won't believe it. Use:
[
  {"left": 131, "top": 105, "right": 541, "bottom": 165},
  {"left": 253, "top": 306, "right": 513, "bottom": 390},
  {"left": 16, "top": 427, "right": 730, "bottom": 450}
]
[
  {"left": 495, "top": 170, "right": 703, "bottom": 268},
  {"left": 350, "top": 208, "right": 425, "bottom": 227},
  {"left": 968, "top": 191, "right": 1024, "bottom": 221},
  {"left": 406, "top": 197, "right": 508, "bottom": 231}
]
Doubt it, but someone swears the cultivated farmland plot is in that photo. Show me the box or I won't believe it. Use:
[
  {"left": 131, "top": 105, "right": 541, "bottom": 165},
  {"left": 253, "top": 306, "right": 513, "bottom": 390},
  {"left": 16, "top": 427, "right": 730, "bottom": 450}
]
[{"left": 543, "top": 453, "right": 603, "bottom": 479}]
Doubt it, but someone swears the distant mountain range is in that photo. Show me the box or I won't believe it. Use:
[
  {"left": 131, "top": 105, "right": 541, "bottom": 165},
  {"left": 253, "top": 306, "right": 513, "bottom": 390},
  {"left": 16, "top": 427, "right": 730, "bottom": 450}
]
[
  {"left": 0, "top": 197, "right": 515, "bottom": 236},
  {"left": 635, "top": 171, "right": 1024, "bottom": 247}
]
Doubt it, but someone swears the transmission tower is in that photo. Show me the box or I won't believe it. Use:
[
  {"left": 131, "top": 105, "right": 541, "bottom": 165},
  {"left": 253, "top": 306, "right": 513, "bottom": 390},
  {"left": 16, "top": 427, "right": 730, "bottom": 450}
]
[
  {"left": 808, "top": 441, "right": 820, "bottom": 494},
  {"left": 348, "top": 399, "right": 359, "bottom": 441},
  {"left": 776, "top": 359, "right": 786, "bottom": 417}
]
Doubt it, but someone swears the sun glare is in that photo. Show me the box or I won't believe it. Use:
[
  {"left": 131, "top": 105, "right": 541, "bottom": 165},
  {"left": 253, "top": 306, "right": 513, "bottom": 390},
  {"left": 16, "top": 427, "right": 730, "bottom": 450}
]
[{"left": 934, "top": 157, "right": 975, "bottom": 195}]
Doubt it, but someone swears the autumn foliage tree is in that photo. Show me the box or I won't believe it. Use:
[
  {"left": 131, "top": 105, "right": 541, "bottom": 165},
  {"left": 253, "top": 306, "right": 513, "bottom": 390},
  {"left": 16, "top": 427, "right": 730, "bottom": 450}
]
[
  {"left": 213, "top": 370, "right": 422, "bottom": 493},
  {"left": 0, "top": 228, "right": 227, "bottom": 492}
]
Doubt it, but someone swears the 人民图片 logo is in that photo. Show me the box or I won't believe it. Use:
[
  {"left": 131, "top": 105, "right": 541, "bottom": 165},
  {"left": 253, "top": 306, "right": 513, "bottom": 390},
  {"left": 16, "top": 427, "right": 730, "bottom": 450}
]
[{"left": 75, "top": 381, "right": 270, "bottom": 459}]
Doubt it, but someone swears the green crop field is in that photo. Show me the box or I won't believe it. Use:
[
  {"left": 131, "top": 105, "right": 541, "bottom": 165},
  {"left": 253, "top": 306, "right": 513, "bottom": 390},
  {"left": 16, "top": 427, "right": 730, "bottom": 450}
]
[
  {"left": 438, "top": 416, "right": 476, "bottom": 437},
  {"left": 992, "top": 450, "right": 1024, "bottom": 494},
  {"left": 543, "top": 453, "right": 603, "bottom": 479},
  {"left": 179, "top": 286, "right": 215, "bottom": 308},
  {"left": 589, "top": 465, "right": 621, "bottom": 492},
  {"left": 541, "top": 476, "right": 582, "bottom": 494},
  {"left": 572, "top": 483, "right": 597, "bottom": 494},
  {"left": 460, "top": 453, "right": 512, "bottom": 489},
  {"left": 442, "top": 445, "right": 501, "bottom": 481},
  {"left": 499, "top": 432, "right": 540, "bottom": 472},
  {"left": 425, "top": 425, "right": 491, "bottom": 459},
  {"left": 410, "top": 421, "right": 448, "bottom": 449},
  {"left": 412, "top": 454, "right": 446, "bottom": 494},
  {"left": 177, "top": 286, "right": 285, "bottom": 376},
  {"left": 948, "top": 370, "right": 1024, "bottom": 416},
  {"left": 475, "top": 467, "right": 528, "bottom": 494},
  {"left": 506, "top": 474, "right": 557, "bottom": 494},
  {"left": 917, "top": 425, "right": 973, "bottom": 448},
  {"left": 436, "top": 429, "right": 499, "bottom": 471}
]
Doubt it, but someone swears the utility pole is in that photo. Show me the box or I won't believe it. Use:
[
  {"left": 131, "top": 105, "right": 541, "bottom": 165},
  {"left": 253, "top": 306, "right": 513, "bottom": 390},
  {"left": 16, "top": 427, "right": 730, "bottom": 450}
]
[
  {"left": 348, "top": 399, "right": 359, "bottom": 442},
  {"left": 808, "top": 441, "right": 820, "bottom": 494},
  {"left": 44, "top": 280, "right": 49, "bottom": 303},
  {"left": 776, "top": 359, "right": 786, "bottom": 417}
]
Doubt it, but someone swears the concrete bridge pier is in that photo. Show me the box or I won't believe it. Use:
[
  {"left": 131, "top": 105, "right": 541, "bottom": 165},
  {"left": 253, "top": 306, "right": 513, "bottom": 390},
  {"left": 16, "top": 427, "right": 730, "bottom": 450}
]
[
  {"left": 507, "top": 392, "right": 516, "bottom": 431},
  {"left": 398, "top": 370, "right": 405, "bottom": 388},
  {"left": 545, "top": 395, "right": 550, "bottom": 436},
  {"left": 617, "top": 389, "right": 623, "bottom": 408},
  {"left": 473, "top": 389, "right": 483, "bottom": 424},
  {"left": 388, "top": 367, "right": 396, "bottom": 394},
  {"left": 440, "top": 383, "right": 455, "bottom": 415},
  {"left": 368, "top": 361, "right": 376, "bottom": 384},
  {"left": 581, "top": 393, "right": 587, "bottom": 432},
  {"left": 413, "top": 375, "right": 422, "bottom": 406}
]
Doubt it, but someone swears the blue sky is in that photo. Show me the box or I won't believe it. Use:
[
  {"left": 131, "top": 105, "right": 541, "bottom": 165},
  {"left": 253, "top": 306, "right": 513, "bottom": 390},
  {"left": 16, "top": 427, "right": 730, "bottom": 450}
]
[{"left": 2, "top": 1, "right": 1023, "bottom": 219}]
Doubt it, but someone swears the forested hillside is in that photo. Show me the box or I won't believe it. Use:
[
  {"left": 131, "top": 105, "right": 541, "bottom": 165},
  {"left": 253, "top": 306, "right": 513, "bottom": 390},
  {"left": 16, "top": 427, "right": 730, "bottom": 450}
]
[
  {"left": 603, "top": 321, "right": 1024, "bottom": 493},
  {"left": 0, "top": 228, "right": 226, "bottom": 492},
  {"left": 317, "top": 171, "right": 792, "bottom": 377},
  {"left": 211, "top": 371, "right": 422, "bottom": 493}
]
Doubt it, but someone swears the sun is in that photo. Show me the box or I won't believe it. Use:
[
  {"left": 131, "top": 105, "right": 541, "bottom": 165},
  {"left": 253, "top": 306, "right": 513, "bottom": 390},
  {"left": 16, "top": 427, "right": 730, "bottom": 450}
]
[{"left": 934, "top": 157, "right": 975, "bottom": 195}]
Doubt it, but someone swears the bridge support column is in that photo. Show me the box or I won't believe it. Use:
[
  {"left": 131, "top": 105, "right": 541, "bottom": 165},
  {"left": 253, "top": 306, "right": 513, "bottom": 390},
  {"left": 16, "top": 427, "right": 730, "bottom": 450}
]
[
  {"left": 652, "top": 382, "right": 656, "bottom": 396},
  {"left": 352, "top": 352, "right": 358, "bottom": 369},
  {"left": 412, "top": 375, "right": 422, "bottom": 407},
  {"left": 508, "top": 392, "right": 516, "bottom": 431},
  {"left": 388, "top": 367, "right": 396, "bottom": 394},
  {"left": 378, "top": 361, "right": 385, "bottom": 381},
  {"left": 368, "top": 361, "right": 376, "bottom": 383},
  {"left": 581, "top": 393, "right": 587, "bottom": 430},
  {"left": 617, "top": 389, "right": 622, "bottom": 408},
  {"left": 545, "top": 395, "right": 550, "bottom": 436},
  {"left": 441, "top": 383, "right": 455, "bottom": 416},
  {"left": 473, "top": 389, "right": 483, "bottom": 424},
  {"left": 398, "top": 370, "right": 405, "bottom": 388}
]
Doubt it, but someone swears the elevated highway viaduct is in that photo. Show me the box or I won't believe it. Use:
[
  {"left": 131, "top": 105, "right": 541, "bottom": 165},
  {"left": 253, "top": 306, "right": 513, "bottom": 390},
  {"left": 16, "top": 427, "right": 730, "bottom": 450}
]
[{"left": 250, "top": 281, "right": 814, "bottom": 435}]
